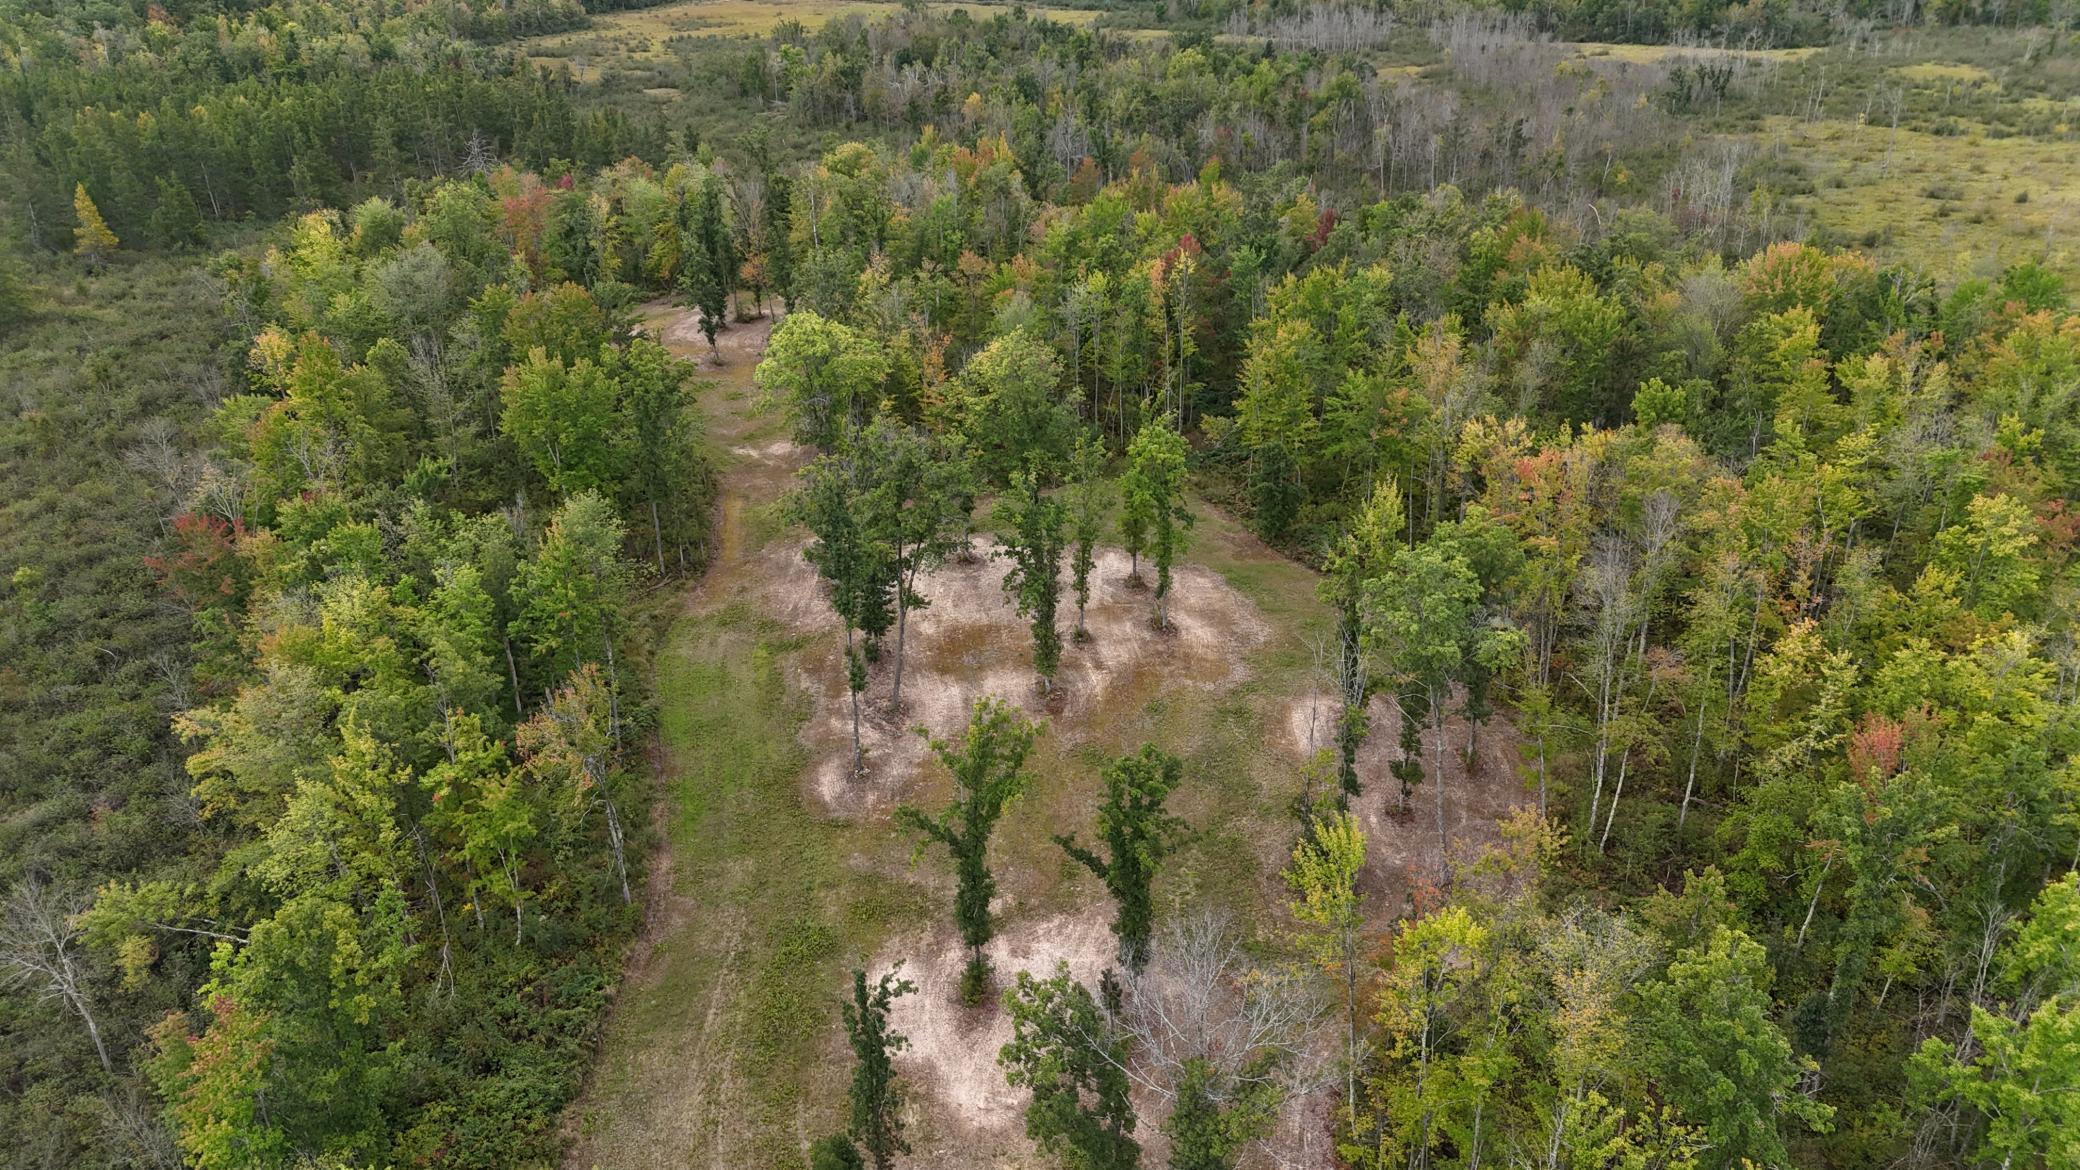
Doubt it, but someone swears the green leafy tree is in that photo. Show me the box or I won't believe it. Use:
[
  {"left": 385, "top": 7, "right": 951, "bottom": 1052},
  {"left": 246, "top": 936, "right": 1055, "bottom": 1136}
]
[
  {"left": 500, "top": 348, "right": 627, "bottom": 500},
  {"left": 1056, "top": 745, "right": 1186, "bottom": 971},
  {"left": 762, "top": 170, "right": 796, "bottom": 310},
  {"left": 1931, "top": 492, "right": 2042, "bottom": 620},
  {"left": 1353, "top": 903, "right": 1492, "bottom": 1170},
  {"left": 1168, "top": 1056, "right": 1282, "bottom": 1170},
  {"left": 613, "top": 337, "right": 706, "bottom": 573},
  {"left": 809, "top": 1133, "right": 864, "bottom": 1170},
  {"left": 794, "top": 451, "right": 895, "bottom": 773},
  {"left": 1000, "top": 965, "right": 1140, "bottom": 1170},
  {"left": 423, "top": 714, "right": 534, "bottom": 941},
  {"left": 146, "top": 993, "right": 289, "bottom": 1170},
  {"left": 1640, "top": 926, "right": 1830, "bottom": 1169},
  {"left": 502, "top": 282, "right": 609, "bottom": 366},
  {"left": 513, "top": 492, "right": 633, "bottom": 688},
  {"left": 1320, "top": 479, "right": 1403, "bottom": 803},
  {"left": 1235, "top": 317, "right": 1322, "bottom": 540},
  {"left": 896, "top": 697, "right": 1043, "bottom": 1001},
  {"left": 843, "top": 966, "right": 916, "bottom": 1170},
  {"left": 1911, "top": 874, "right": 2080, "bottom": 1170},
  {"left": 1366, "top": 537, "right": 1481, "bottom": 877},
  {"left": 857, "top": 415, "right": 972, "bottom": 710},
  {"left": 1066, "top": 436, "right": 1108, "bottom": 642},
  {"left": 997, "top": 467, "right": 1069, "bottom": 691},
  {"left": 1284, "top": 810, "right": 1367, "bottom": 1129},
  {"left": 517, "top": 664, "right": 634, "bottom": 904},
  {"left": 758, "top": 311, "right": 890, "bottom": 451},
  {"left": 951, "top": 329, "right": 1079, "bottom": 482},
  {"left": 1121, "top": 418, "right": 1192, "bottom": 628},
  {"left": 680, "top": 171, "right": 734, "bottom": 355}
]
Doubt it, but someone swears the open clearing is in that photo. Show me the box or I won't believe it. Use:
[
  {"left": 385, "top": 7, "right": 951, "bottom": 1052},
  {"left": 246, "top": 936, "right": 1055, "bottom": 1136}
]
[
  {"left": 1757, "top": 113, "right": 2080, "bottom": 283},
  {"left": 560, "top": 304, "right": 1531, "bottom": 1169},
  {"left": 527, "top": 0, "right": 1101, "bottom": 79}
]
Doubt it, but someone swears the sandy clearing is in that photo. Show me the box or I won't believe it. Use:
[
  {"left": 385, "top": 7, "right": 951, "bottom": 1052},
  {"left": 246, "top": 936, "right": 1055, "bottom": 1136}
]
[
  {"left": 875, "top": 907, "right": 1117, "bottom": 1139},
  {"left": 1284, "top": 687, "right": 1532, "bottom": 915},
  {"left": 785, "top": 540, "right": 1273, "bottom": 816}
]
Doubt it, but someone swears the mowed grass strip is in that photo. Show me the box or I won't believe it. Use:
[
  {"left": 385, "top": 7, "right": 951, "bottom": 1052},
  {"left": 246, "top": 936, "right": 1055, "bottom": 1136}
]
[{"left": 570, "top": 600, "right": 924, "bottom": 1167}]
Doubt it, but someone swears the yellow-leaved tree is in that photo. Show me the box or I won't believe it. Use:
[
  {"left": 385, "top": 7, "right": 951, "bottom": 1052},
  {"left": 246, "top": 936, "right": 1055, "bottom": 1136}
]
[{"left": 73, "top": 183, "right": 118, "bottom": 267}]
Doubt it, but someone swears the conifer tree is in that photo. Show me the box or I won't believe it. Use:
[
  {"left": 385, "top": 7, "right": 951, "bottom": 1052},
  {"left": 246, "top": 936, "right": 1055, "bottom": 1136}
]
[
  {"left": 149, "top": 176, "right": 205, "bottom": 249},
  {"left": 0, "top": 250, "right": 30, "bottom": 333},
  {"left": 72, "top": 184, "right": 118, "bottom": 268}
]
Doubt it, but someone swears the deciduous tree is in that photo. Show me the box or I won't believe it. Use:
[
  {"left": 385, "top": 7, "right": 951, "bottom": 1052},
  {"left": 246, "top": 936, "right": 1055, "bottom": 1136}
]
[
  {"left": 896, "top": 697, "right": 1043, "bottom": 1001},
  {"left": 843, "top": 965, "right": 916, "bottom": 1170},
  {"left": 998, "top": 467, "right": 1069, "bottom": 691},
  {"left": 1000, "top": 965, "right": 1140, "bottom": 1170},
  {"left": 1057, "top": 746, "right": 1187, "bottom": 971},
  {"left": 1121, "top": 418, "right": 1191, "bottom": 628}
]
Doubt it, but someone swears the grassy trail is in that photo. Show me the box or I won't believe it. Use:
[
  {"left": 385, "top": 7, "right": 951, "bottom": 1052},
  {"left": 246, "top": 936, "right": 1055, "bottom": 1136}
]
[{"left": 562, "top": 311, "right": 918, "bottom": 1168}]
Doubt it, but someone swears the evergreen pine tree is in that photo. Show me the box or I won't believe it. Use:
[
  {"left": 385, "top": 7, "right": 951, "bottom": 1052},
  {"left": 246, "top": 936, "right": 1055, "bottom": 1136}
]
[{"left": 149, "top": 176, "right": 205, "bottom": 249}]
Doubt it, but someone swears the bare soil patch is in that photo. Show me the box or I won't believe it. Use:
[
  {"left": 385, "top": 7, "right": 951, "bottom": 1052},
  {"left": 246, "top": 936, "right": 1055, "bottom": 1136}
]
[
  {"left": 1284, "top": 688, "right": 1531, "bottom": 916},
  {"left": 787, "top": 544, "right": 1272, "bottom": 816},
  {"left": 876, "top": 908, "right": 1117, "bottom": 1141}
]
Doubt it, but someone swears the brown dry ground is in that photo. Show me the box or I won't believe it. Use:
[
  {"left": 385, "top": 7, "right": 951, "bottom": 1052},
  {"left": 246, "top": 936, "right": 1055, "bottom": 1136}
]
[{"left": 560, "top": 304, "right": 1531, "bottom": 1170}]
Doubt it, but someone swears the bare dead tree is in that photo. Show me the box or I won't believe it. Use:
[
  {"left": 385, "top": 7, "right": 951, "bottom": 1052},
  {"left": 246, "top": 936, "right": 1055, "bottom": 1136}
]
[
  {"left": 97, "top": 1083, "right": 180, "bottom": 1169},
  {"left": 1, "top": 877, "right": 113, "bottom": 1074},
  {"left": 1114, "top": 912, "right": 1331, "bottom": 1163}
]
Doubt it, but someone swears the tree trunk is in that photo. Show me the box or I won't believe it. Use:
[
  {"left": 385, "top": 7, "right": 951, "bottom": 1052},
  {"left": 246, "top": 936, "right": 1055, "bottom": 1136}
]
[
  {"left": 1678, "top": 696, "right": 1709, "bottom": 829},
  {"left": 847, "top": 624, "right": 864, "bottom": 776},
  {"left": 651, "top": 497, "right": 665, "bottom": 576},
  {"left": 891, "top": 551, "right": 910, "bottom": 711},
  {"left": 603, "top": 796, "right": 632, "bottom": 904},
  {"left": 1431, "top": 686, "right": 1449, "bottom": 881},
  {"left": 503, "top": 636, "right": 524, "bottom": 716},
  {"left": 1598, "top": 749, "right": 1630, "bottom": 852},
  {"left": 68, "top": 988, "right": 111, "bottom": 1075}
]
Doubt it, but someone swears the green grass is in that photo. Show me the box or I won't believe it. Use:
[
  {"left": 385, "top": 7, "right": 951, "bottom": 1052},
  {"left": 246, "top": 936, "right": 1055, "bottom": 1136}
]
[
  {"left": 566, "top": 601, "right": 929, "bottom": 1167},
  {"left": 1757, "top": 114, "right": 2080, "bottom": 284},
  {"left": 527, "top": 0, "right": 1103, "bottom": 82}
]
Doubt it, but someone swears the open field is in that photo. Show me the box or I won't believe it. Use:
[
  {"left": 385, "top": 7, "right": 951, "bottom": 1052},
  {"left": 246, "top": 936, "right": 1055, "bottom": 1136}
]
[
  {"left": 1756, "top": 113, "right": 2080, "bottom": 282},
  {"left": 559, "top": 304, "right": 1533, "bottom": 1169},
  {"left": 527, "top": 0, "right": 1102, "bottom": 79}
]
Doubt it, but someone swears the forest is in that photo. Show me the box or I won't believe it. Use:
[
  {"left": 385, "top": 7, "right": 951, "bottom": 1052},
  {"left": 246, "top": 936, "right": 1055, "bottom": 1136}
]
[{"left": 0, "top": 0, "right": 2074, "bottom": 1168}]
